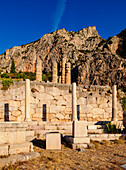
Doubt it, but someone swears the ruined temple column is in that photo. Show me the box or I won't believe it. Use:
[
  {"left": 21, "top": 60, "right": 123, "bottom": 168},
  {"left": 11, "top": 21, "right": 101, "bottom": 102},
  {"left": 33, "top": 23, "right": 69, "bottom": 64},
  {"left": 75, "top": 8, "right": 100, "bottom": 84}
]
[
  {"left": 65, "top": 62, "right": 71, "bottom": 84},
  {"left": 36, "top": 59, "right": 42, "bottom": 81},
  {"left": 112, "top": 85, "right": 117, "bottom": 122},
  {"left": 58, "top": 76, "right": 61, "bottom": 83},
  {"left": 61, "top": 57, "right": 66, "bottom": 84},
  {"left": 72, "top": 82, "right": 77, "bottom": 121},
  {"left": 25, "top": 79, "right": 31, "bottom": 121},
  {"left": 52, "top": 61, "right": 57, "bottom": 83}
]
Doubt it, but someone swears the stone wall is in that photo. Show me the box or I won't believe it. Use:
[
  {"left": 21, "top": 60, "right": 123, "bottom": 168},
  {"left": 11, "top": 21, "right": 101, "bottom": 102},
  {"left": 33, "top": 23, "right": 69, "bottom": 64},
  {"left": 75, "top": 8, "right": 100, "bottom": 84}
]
[{"left": 0, "top": 81, "right": 123, "bottom": 122}]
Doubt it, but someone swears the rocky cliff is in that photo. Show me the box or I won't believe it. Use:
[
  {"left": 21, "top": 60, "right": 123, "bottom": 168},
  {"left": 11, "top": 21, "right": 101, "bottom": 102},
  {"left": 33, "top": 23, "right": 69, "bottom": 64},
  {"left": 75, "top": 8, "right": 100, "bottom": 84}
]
[{"left": 0, "top": 26, "right": 125, "bottom": 87}]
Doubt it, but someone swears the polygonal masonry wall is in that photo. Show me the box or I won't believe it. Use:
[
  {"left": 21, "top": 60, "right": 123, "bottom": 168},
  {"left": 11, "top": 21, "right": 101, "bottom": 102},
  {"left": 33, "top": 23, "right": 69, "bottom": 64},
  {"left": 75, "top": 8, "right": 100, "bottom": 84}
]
[{"left": 0, "top": 81, "right": 124, "bottom": 122}]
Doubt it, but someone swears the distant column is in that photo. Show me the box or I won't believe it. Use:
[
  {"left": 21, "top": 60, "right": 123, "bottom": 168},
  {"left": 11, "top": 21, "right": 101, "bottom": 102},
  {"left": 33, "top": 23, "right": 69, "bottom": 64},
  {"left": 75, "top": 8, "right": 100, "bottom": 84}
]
[
  {"left": 61, "top": 58, "right": 66, "bottom": 84},
  {"left": 25, "top": 79, "right": 31, "bottom": 121},
  {"left": 65, "top": 62, "right": 71, "bottom": 84},
  {"left": 36, "top": 59, "right": 42, "bottom": 81},
  {"left": 52, "top": 61, "right": 57, "bottom": 83},
  {"left": 112, "top": 85, "right": 117, "bottom": 122},
  {"left": 58, "top": 76, "right": 61, "bottom": 84},
  {"left": 72, "top": 82, "right": 77, "bottom": 121}
]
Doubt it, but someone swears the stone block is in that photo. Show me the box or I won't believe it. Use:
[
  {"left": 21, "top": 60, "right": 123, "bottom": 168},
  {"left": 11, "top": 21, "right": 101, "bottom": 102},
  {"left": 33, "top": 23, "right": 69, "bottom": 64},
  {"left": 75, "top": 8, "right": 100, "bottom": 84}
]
[
  {"left": 77, "top": 97, "right": 86, "bottom": 105},
  {"left": 72, "top": 121, "right": 87, "bottom": 138},
  {"left": 92, "top": 108, "right": 104, "bottom": 115},
  {"left": 46, "top": 132, "right": 61, "bottom": 150},
  {"left": 0, "top": 131, "right": 25, "bottom": 144},
  {"left": 87, "top": 96, "right": 97, "bottom": 104},
  {"left": 88, "top": 125, "right": 97, "bottom": 130},
  {"left": 56, "top": 113, "right": 64, "bottom": 120},
  {"left": 9, "top": 142, "right": 33, "bottom": 155},
  {"left": 0, "top": 144, "right": 8, "bottom": 156},
  {"left": 72, "top": 143, "right": 88, "bottom": 150},
  {"left": 72, "top": 137, "right": 90, "bottom": 144},
  {"left": 25, "top": 131, "right": 34, "bottom": 138}
]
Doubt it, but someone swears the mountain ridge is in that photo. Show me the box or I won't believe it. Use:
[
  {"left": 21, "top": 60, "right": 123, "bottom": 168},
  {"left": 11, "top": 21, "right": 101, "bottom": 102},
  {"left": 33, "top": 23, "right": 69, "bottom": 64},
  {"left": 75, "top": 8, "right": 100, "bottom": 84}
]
[{"left": 0, "top": 26, "right": 125, "bottom": 87}]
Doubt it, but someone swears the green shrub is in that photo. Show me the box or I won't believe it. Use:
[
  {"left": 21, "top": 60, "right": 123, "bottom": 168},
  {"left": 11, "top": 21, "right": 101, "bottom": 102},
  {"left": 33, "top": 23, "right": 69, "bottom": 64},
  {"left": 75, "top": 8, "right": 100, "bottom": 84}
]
[
  {"left": 121, "top": 97, "right": 126, "bottom": 111},
  {"left": 42, "top": 72, "right": 52, "bottom": 82},
  {"left": 1, "top": 73, "right": 9, "bottom": 78},
  {"left": 22, "top": 72, "right": 36, "bottom": 81},
  {"left": 22, "top": 73, "right": 27, "bottom": 80},
  {"left": 16, "top": 73, "right": 21, "bottom": 79},
  {"left": 2, "top": 79, "right": 13, "bottom": 90},
  {"left": 10, "top": 59, "right": 16, "bottom": 73},
  {"left": 42, "top": 73, "right": 47, "bottom": 81},
  {"left": 106, "top": 122, "right": 121, "bottom": 134},
  {"left": 46, "top": 72, "right": 52, "bottom": 81}
]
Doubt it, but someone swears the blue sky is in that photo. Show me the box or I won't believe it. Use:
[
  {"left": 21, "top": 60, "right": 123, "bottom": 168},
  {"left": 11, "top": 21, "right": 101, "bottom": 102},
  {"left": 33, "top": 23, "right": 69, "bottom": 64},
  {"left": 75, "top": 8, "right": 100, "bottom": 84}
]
[{"left": 0, "top": 0, "right": 126, "bottom": 54}]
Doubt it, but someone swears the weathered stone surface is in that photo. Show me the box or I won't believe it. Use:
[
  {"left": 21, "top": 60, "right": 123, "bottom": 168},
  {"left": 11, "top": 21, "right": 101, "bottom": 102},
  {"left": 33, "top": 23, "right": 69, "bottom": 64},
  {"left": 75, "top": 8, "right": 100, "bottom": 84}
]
[
  {"left": 9, "top": 142, "right": 33, "bottom": 155},
  {"left": 0, "top": 144, "right": 8, "bottom": 156},
  {"left": 0, "top": 131, "right": 25, "bottom": 144},
  {"left": 72, "top": 137, "right": 90, "bottom": 144},
  {"left": 0, "top": 81, "right": 124, "bottom": 122},
  {"left": 73, "top": 121, "right": 87, "bottom": 138},
  {"left": 46, "top": 133, "right": 61, "bottom": 150}
]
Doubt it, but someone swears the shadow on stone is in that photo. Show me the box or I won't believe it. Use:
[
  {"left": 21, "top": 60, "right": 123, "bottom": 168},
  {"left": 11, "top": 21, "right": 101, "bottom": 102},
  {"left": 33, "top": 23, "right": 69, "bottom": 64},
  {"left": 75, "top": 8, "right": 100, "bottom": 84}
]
[
  {"left": 62, "top": 135, "right": 72, "bottom": 149},
  {"left": 31, "top": 138, "right": 46, "bottom": 149}
]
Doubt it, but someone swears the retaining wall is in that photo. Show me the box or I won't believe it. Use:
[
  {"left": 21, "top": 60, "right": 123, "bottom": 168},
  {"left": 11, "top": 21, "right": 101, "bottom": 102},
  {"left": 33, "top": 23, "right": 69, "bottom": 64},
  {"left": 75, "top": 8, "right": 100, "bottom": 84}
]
[{"left": 0, "top": 81, "right": 123, "bottom": 122}]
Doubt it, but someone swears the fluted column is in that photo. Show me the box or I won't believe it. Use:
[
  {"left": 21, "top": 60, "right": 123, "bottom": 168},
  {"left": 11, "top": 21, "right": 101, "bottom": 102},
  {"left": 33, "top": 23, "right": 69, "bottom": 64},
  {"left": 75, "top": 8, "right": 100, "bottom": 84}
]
[
  {"left": 25, "top": 79, "right": 31, "bottom": 121},
  {"left": 52, "top": 61, "right": 57, "bottom": 83},
  {"left": 61, "top": 58, "right": 66, "bottom": 84},
  {"left": 36, "top": 59, "right": 42, "bottom": 81},
  {"left": 72, "top": 82, "right": 77, "bottom": 121},
  {"left": 65, "top": 62, "right": 71, "bottom": 84},
  {"left": 112, "top": 85, "right": 117, "bottom": 122}
]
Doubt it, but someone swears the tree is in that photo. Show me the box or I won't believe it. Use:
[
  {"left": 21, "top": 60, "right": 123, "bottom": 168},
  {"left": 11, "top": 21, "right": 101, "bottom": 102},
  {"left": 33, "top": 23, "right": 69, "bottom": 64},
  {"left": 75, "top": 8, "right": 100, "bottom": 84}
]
[{"left": 10, "top": 59, "right": 16, "bottom": 73}]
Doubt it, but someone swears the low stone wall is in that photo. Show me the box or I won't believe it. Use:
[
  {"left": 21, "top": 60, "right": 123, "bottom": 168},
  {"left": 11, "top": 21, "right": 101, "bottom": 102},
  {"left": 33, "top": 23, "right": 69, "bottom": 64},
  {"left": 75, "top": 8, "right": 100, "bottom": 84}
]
[{"left": 0, "top": 81, "right": 123, "bottom": 122}]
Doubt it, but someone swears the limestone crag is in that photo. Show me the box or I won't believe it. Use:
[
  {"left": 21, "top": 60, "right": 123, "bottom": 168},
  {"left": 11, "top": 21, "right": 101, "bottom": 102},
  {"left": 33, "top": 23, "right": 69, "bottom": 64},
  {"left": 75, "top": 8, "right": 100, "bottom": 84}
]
[{"left": 0, "top": 26, "right": 125, "bottom": 87}]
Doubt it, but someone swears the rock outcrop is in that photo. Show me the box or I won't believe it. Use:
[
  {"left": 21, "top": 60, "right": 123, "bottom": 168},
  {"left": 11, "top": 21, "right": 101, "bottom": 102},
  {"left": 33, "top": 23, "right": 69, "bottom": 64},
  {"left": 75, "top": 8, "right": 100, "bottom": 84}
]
[{"left": 0, "top": 26, "right": 125, "bottom": 87}]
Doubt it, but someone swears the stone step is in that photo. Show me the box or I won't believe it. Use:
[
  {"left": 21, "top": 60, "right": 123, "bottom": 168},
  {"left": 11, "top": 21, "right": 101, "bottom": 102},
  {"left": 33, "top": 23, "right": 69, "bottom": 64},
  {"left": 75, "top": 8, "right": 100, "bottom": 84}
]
[
  {"left": 0, "top": 123, "right": 28, "bottom": 132},
  {"left": 88, "top": 134, "right": 123, "bottom": 141},
  {"left": 0, "top": 142, "right": 33, "bottom": 156},
  {"left": 23, "top": 121, "right": 72, "bottom": 127},
  {"left": 0, "top": 131, "right": 26, "bottom": 145},
  {"left": 88, "top": 125, "right": 107, "bottom": 130},
  {"left": 88, "top": 129, "right": 104, "bottom": 134}
]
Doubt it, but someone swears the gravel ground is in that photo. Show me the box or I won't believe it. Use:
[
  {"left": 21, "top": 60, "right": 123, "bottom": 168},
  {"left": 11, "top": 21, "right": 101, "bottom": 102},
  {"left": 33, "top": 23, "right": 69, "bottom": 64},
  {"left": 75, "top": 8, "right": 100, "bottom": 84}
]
[{"left": 2, "top": 140, "right": 126, "bottom": 170}]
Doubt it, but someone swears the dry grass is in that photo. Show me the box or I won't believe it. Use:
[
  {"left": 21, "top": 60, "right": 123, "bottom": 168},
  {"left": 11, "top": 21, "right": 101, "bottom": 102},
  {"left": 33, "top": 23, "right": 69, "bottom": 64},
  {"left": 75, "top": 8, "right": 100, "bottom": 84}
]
[{"left": 1, "top": 142, "right": 126, "bottom": 170}]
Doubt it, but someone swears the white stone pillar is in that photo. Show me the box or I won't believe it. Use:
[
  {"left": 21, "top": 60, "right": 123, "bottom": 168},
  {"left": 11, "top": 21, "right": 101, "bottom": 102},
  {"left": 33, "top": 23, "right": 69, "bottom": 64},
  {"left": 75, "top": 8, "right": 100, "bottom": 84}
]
[
  {"left": 52, "top": 61, "right": 57, "bottom": 83},
  {"left": 65, "top": 62, "right": 71, "bottom": 84},
  {"left": 36, "top": 59, "right": 42, "bottom": 81},
  {"left": 25, "top": 79, "right": 31, "bottom": 121},
  {"left": 61, "top": 58, "right": 66, "bottom": 84},
  {"left": 72, "top": 82, "right": 77, "bottom": 121},
  {"left": 58, "top": 76, "right": 61, "bottom": 84},
  {"left": 112, "top": 85, "right": 117, "bottom": 122}
]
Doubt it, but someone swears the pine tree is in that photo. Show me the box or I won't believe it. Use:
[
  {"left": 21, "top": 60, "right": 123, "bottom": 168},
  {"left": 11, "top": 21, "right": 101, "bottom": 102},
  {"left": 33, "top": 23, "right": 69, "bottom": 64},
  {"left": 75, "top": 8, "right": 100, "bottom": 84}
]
[{"left": 10, "top": 59, "right": 16, "bottom": 73}]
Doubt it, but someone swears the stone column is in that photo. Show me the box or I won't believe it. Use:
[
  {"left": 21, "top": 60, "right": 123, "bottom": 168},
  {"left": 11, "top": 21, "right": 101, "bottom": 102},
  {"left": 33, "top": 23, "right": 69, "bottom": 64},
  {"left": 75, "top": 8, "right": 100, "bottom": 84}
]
[
  {"left": 52, "top": 61, "right": 57, "bottom": 83},
  {"left": 72, "top": 82, "right": 77, "bottom": 121},
  {"left": 36, "top": 59, "right": 42, "bottom": 81},
  {"left": 25, "top": 79, "right": 31, "bottom": 121},
  {"left": 65, "top": 62, "right": 71, "bottom": 84},
  {"left": 112, "top": 85, "right": 117, "bottom": 122},
  {"left": 61, "top": 58, "right": 66, "bottom": 84},
  {"left": 58, "top": 76, "right": 61, "bottom": 83}
]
